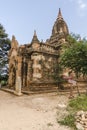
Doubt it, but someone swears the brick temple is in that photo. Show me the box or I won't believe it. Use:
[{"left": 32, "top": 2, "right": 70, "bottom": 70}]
[{"left": 8, "top": 8, "right": 69, "bottom": 92}]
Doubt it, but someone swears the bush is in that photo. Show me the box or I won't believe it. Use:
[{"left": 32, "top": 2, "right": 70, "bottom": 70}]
[
  {"left": 58, "top": 114, "right": 77, "bottom": 130},
  {"left": 1, "top": 80, "right": 7, "bottom": 86},
  {"left": 58, "top": 94, "right": 87, "bottom": 130}
]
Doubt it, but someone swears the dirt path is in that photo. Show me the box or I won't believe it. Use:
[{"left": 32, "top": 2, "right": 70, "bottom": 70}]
[{"left": 0, "top": 91, "right": 71, "bottom": 130}]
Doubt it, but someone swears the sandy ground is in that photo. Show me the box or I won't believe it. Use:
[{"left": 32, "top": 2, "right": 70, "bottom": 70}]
[{"left": 0, "top": 90, "right": 71, "bottom": 130}]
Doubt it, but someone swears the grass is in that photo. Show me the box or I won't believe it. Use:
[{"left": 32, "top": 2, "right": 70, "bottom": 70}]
[
  {"left": 58, "top": 94, "right": 87, "bottom": 130},
  {"left": 68, "top": 94, "right": 87, "bottom": 112},
  {"left": 58, "top": 114, "right": 77, "bottom": 130}
]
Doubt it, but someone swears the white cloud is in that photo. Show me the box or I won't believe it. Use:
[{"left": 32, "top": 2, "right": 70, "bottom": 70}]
[
  {"left": 69, "top": 0, "right": 87, "bottom": 9},
  {"left": 77, "top": 0, "right": 87, "bottom": 17},
  {"left": 69, "top": 0, "right": 87, "bottom": 16},
  {"left": 77, "top": 0, "right": 87, "bottom": 9},
  {"left": 80, "top": 3, "right": 86, "bottom": 9}
]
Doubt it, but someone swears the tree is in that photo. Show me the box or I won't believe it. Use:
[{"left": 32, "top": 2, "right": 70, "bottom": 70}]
[
  {"left": 60, "top": 34, "right": 87, "bottom": 77},
  {"left": 0, "top": 23, "right": 11, "bottom": 83},
  {"left": 60, "top": 34, "right": 87, "bottom": 94}
]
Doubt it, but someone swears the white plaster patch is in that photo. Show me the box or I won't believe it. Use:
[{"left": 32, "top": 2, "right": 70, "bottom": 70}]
[
  {"left": 33, "top": 73, "right": 42, "bottom": 78},
  {"left": 33, "top": 64, "right": 41, "bottom": 69}
]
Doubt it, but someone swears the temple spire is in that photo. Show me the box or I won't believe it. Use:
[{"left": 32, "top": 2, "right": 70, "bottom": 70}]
[
  {"left": 58, "top": 8, "right": 63, "bottom": 20},
  {"left": 11, "top": 35, "right": 19, "bottom": 49},
  {"left": 34, "top": 30, "right": 36, "bottom": 36},
  {"left": 31, "top": 30, "right": 39, "bottom": 43},
  {"left": 12, "top": 35, "right": 16, "bottom": 42}
]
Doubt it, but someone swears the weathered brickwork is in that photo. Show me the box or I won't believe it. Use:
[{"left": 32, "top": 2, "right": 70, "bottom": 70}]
[{"left": 8, "top": 9, "right": 69, "bottom": 91}]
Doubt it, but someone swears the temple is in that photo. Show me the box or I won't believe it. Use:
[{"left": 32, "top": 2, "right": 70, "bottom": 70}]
[{"left": 8, "top": 9, "right": 69, "bottom": 92}]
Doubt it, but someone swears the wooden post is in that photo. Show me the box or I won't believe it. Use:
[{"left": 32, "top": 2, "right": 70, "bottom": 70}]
[{"left": 69, "top": 84, "right": 74, "bottom": 99}]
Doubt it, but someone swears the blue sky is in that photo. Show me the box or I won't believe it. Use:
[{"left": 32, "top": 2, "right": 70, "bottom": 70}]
[{"left": 0, "top": 0, "right": 87, "bottom": 44}]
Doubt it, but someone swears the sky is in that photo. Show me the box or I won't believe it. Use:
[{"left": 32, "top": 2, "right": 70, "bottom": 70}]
[{"left": 0, "top": 0, "right": 87, "bottom": 44}]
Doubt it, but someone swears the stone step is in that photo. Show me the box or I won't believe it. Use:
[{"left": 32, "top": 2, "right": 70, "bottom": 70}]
[
  {"left": 29, "top": 86, "right": 58, "bottom": 91},
  {"left": 0, "top": 87, "right": 15, "bottom": 94},
  {"left": 22, "top": 89, "right": 58, "bottom": 95},
  {"left": 0, "top": 87, "right": 58, "bottom": 95},
  {"left": 0, "top": 86, "right": 86, "bottom": 96},
  {"left": 0, "top": 87, "right": 23, "bottom": 96},
  {"left": 22, "top": 88, "right": 87, "bottom": 95}
]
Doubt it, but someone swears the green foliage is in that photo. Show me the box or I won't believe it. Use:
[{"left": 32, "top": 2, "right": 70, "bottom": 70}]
[
  {"left": 60, "top": 33, "right": 87, "bottom": 77},
  {"left": 0, "top": 24, "right": 8, "bottom": 38},
  {"left": 58, "top": 94, "right": 87, "bottom": 129},
  {"left": 0, "top": 23, "right": 11, "bottom": 81},
  {"left": 1, "top": 80, "right": 7, "bottom": 86},
  {"left": 58, "top": 114, "right": 77, "bottom": 130},
  {"left": 68, "top": 95, "right": 87, "bottom": 112}
]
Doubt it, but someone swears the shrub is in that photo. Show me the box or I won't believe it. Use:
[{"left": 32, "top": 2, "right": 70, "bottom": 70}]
[{"left": 58, "top": 94, "right": 87, "bottom": 130}]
